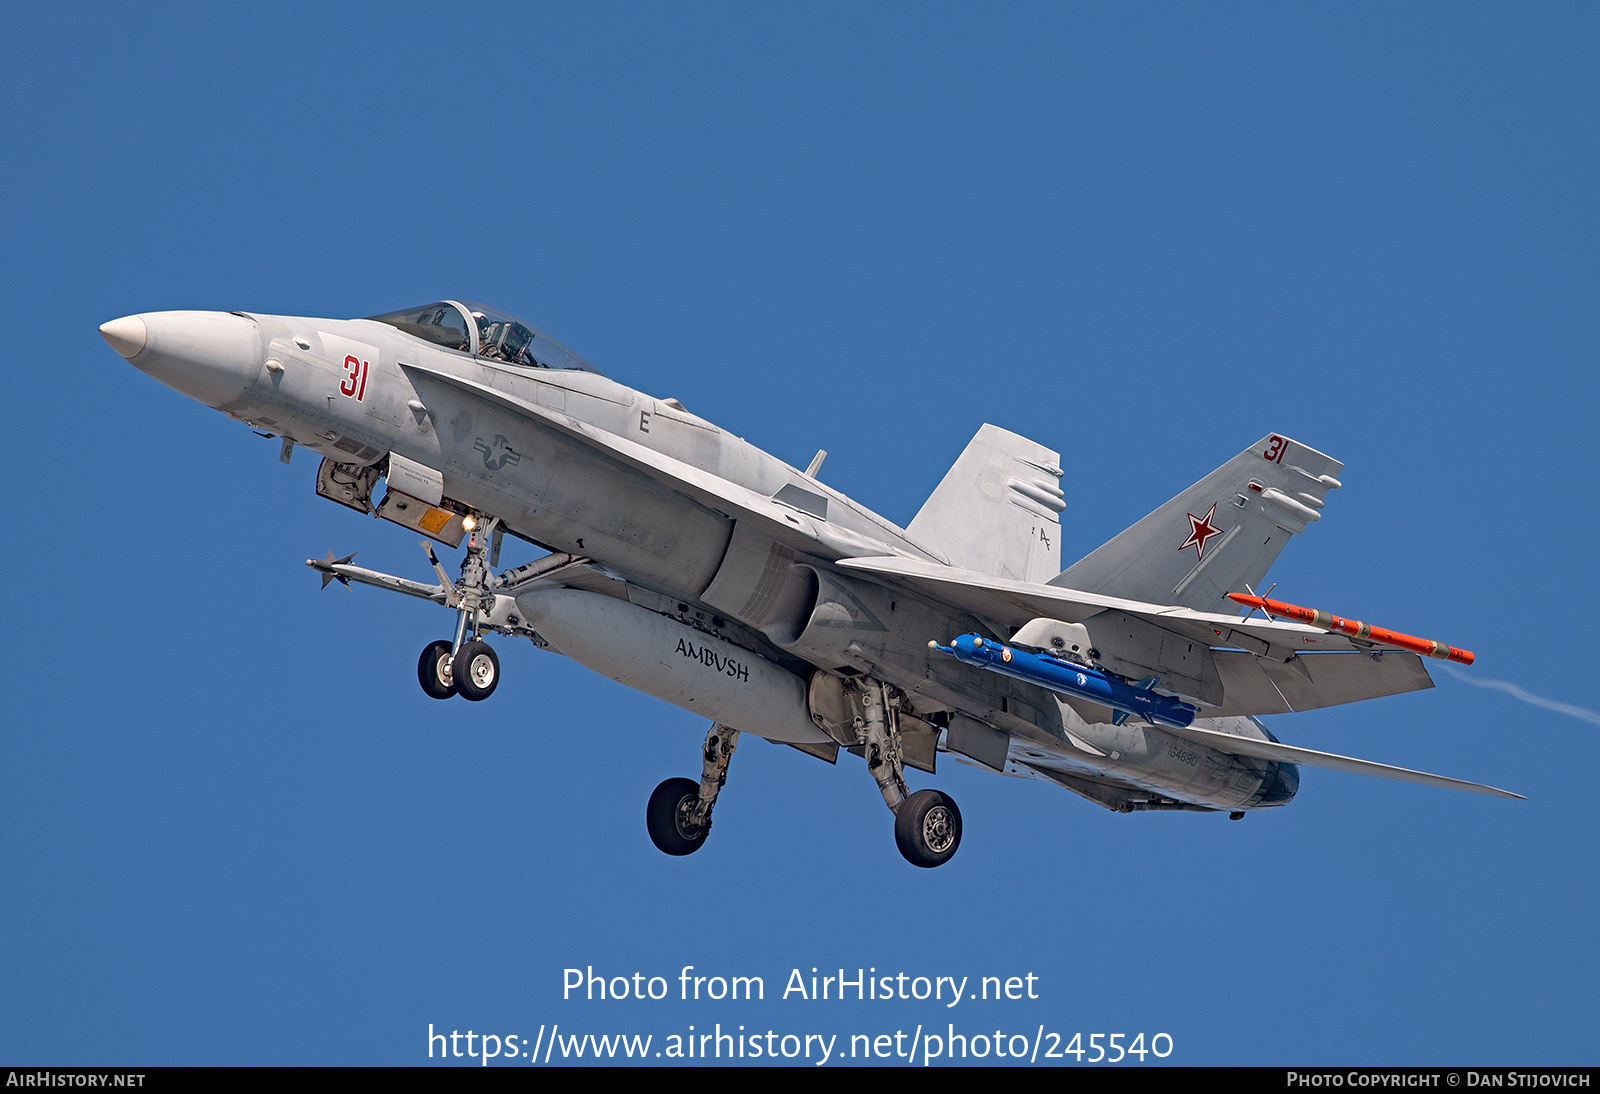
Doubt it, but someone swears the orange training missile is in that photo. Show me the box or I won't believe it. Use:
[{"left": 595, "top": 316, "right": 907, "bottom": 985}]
[{"left": 1226, "top": 592, "right": 1475, "bottom": 665}]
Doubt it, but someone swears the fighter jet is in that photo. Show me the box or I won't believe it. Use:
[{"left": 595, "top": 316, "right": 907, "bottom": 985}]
[{"left": 98, "top": 301, "right": 1519, "bottom": 868}]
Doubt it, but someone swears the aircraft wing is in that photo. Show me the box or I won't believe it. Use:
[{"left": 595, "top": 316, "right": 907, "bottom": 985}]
[
  {"left": 836, "top": 554, "right": 1362, "bottom": 655},
  {"left": 837, "top": 554, "right": 1443, "bottom": 715},
  {"left": 402, "top": 362, "right": 904, "bottom": 562},
  {"left": 1160, "top": 723, "right": 1524, "bottom": 800}
]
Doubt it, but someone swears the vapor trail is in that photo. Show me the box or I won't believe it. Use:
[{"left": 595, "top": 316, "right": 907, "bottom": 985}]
[{"left": 1440, "top": 664, "right": 1600, "bottom": 726}]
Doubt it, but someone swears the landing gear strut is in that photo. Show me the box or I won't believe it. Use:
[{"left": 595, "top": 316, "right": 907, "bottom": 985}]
[
  {"left": 646, "top": 723, "right": 739, "bottom": 857},
  {"left": 416, "top": 516, "right": 502, "bottom": 702},
  {"left": 643, "top": 681, "right": 966, "bottom": 868},
  {"left": 855, "top": 679, "right": 963, "bottom": 868}
]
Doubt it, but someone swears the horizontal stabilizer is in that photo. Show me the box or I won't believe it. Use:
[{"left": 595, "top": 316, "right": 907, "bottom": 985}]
[{"left": 1164, "top": 723, "right": 1523, "bottom": 800}]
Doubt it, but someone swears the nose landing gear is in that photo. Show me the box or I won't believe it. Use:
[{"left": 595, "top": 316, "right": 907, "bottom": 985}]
[
  {"left": 411, "top": 517, "right": 504, "bottom": 702},
  {"left": 311, "top": 514, "right": 586, "bottom": 706}
]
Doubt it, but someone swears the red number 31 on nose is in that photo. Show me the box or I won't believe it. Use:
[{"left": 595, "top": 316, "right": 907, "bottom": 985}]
[{"left": 340, "top": 355, "right": 369, "bottom": 401}]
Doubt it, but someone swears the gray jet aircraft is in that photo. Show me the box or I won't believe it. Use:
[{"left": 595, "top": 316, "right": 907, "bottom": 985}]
[{"left": 99, "top": 301, "right": 1518, "bottom": 868}]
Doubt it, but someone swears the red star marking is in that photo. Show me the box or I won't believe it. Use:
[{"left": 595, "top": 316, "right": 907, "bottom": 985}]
[{"left": 1179, "top": 501, "right": 1225, "bottom": 561}]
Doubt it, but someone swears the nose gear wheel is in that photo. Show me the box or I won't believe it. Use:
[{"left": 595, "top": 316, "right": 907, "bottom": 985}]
[
  {"left": 418, "top": 640, "right": 457, "bottom": 700},
  {"left": 454, "top": 640, "right": 499, "bottom": 701}
]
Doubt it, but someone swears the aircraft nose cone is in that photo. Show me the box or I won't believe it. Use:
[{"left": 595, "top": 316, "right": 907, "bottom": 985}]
[
  {"left": 103, "top": 310, "right": 264, "bottom": 409},
  {"left": 99, "top": 315, "right": 148, "bottom": 359}
]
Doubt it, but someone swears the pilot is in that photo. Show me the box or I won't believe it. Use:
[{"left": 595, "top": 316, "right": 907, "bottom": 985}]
[{"left": 472, "top": 312, "right": 508, "bottom": 361}]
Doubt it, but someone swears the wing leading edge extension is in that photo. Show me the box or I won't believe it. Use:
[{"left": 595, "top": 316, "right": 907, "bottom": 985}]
[{"left": 401, "top": 360, "right": 914, "bottom": 563}]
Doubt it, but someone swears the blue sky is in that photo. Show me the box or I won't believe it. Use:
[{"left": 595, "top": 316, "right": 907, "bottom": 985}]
[{"left": 2, "top": 2, "right": 1596, "bottom": 1065}]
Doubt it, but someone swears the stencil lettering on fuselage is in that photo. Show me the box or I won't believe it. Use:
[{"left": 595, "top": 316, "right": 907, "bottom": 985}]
[{"left": 676, "top": 637, "right": 751, "bottom": 682}]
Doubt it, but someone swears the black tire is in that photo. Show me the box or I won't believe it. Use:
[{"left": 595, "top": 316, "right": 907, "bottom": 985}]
[
  {"left": 646, "top": 777, "right": 708, "bottom": 856},
  {"left": 454, "top": 640, "right": 500, "bottom": 701},
  {"left": 417, "top": 640, "right": 457, "bottom": 700},
  {"left": 894, "top": 789, "right": 962, "bottom": 868}
]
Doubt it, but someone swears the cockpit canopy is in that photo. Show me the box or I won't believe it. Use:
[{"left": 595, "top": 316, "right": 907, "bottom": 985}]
[{"left": 365, "top": 300, "right": 600, "bottom": 374}]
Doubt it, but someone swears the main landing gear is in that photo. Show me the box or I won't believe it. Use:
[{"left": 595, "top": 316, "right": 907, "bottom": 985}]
[
  {"left": 645, "top": 681, "right": 964, "bottom": 868},
  {"left": 894, "top": 789, "right": 962, "bottom": 868},
  {"left": 646, "top": 723, "right": 739, "bottom": 856},
  {"left": 857, "top": 680, "right": 962, "bottom": 869}
]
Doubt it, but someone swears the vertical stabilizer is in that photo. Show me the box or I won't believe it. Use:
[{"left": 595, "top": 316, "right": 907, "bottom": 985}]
[
  {"left": 1052, "top": 434, "right": 1343, "bottom": 613},
  {"left": 908, "top": 424, "right": 1064, "bottom": 583}
]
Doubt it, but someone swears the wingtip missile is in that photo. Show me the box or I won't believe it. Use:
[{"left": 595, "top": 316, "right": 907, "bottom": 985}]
[
  {"left": 307, "top": 550, "right": 358, "bottom": 589},
  {"left": 1226, "top": 592, "right": 1475, "bottom": 665}
]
